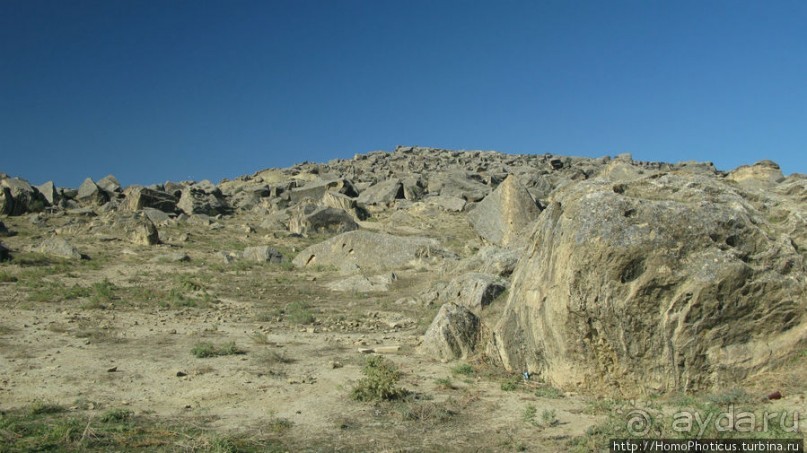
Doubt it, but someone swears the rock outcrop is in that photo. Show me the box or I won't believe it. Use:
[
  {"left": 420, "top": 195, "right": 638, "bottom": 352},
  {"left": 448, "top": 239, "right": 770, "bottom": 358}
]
[
  {"left": 419, "top": 303, "right": 481, "bottom": 361},
  {"left": 468, "top": 174, "right": 541, "bottom": 247},
  {"left": 488, "top": 172, "right": 807, "bottom": 395},
  {"left": 293, "top": 230, "right": 452, "bottom": 272}
]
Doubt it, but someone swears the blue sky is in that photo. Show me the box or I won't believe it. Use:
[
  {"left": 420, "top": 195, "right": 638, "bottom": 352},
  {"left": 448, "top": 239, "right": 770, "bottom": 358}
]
[{"left": 2, "top": 0, "right": 805, "bottom": 187}]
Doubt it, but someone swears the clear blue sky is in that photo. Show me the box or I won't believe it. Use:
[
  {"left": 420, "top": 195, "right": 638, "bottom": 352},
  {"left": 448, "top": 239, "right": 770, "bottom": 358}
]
[{"left": 2, "top": 0, "right": 805, "bottom": 187}]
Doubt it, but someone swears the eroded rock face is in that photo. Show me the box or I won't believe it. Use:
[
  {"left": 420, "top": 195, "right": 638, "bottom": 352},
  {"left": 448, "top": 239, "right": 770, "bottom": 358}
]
[
  {"left": 35, "top": 237, "right": 83, "bottom": 260},
  {"left": 292, "top": 230, "right": 452, "bottom": 272},
  {"left": 419, "top": 302, "right": 480, "bottom": 361},
  {"left": 468, "top": 175, "right": 541, "bottom": 247},
  {"left": 488, "top": 173, "right": 807, "bottom": 395}
]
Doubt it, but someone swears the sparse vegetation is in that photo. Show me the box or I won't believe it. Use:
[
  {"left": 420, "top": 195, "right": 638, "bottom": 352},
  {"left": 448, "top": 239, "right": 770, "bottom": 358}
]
[
  {"left": 286, "top": 301, "right": 315, "bottom": 325},
  {"left": 451, "top": 363, "right": 474, "bottom": 376},
  {"left": 0, "top": 271, "right": 18, "bottom": 282},
  {"left": 534, "top": 385, "right": 565, "bottom": 399},
  {"left": 500, "top": 375, "right": 521, "bottom": 391},
  {"left": 351, "top": 356, "right": 408, "bottom": 402},
  {"left": 191, "top": 341, "right": 245, "bottom": 358}
]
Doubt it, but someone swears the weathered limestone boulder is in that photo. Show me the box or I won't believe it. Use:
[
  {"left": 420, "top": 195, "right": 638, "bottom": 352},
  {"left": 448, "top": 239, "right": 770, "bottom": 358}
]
[
  {"left": 35, "top": 237, "right": 83, "bottom": 260},
  {"left": 442, "top": 272, "right": 507, "bottom": 313},
  {"left": 288, "top": 205, "right": 358, "bottom": 236},
  {"left": 427, "top": 196, "right": 466, "bottom": 212},
  {"left": 468, "top": 175, "right": 541, "bottom": 247},
  {"left": 96, "top": 175, "right": 122, "bottom": 194},
  {"left": 454, "top": 246, "right": 521, "bottom": 277},
  {"left": 177, "top": 187, "right": 227, "bottom": 216},
  {"left": 1, "top": 177, "right": 47, "bottom": 215},
  {"left": 488, "top": 174, "right": 807, "bottom": 395},
  {"left": 288, "top": 178, "right": 357, "bottom": 204},
  {"left": 36, "top": 181, "right": 58, "bottom": 206},
  {"left": 293, "top": 231, "right": 452, "bottom": 272},
  {"left": 122, "top": 186, "right": 178, "bottom": 213},
  {"left": 241, "top": 246, "right": 284, "bottom": 263},
  {"left": 142, "top": 207, "right": 172, "bottom": 225},
  {"left": 728, "top": 160, "right": 785, "bottom": 188},
  {"left": 402, "top": 177, "right": 425, "bottom": 201},
  {"left": 427, "top": 172, "right": 490, "bottom": 202},
  {"left": 357, "top": 178, "right": 404, "bottom": 206},
  {"left": 76, "top": 178, "right": 109, "bottom": 206},
  {"left": 114, "top": 214, "right": 160, "bottom": 245},
  {"left": 326, "top": 273, "right": 397, "bottom": 292},
  {"left": 419, "top": 302, "right": 480, "bottom": 361}
]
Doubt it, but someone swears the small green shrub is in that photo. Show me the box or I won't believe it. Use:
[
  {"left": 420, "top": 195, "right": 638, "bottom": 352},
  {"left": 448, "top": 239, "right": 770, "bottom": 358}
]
[
  {"left": 351, "top": 356, "right": 408, "bottom": 402},
  {"left": 0, "top": 271, "right": 18, "bottom": 283},
  {"left": 100, "top": 408, "right": 133, "bottom": 423},
  {"left": 191, "top": 341, "right": 245, "bottom": 358},
  {"left": 534, "top": 385, "right": 564, "bottom": 399},
  {"left": 541, "top": 408, "right": 559, "bottom": 427},
  {"left": 451, "top": 363, "right": 474, "bottom": 376},
  {"left": 286, "top": 301, "right": 315, "bottom": 325},
  {"left": 500, "top": 375, "right": 521, "bottom": 392}
]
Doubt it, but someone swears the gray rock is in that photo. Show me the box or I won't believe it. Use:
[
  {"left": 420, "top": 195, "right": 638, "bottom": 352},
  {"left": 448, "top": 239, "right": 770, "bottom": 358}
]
[
  {"left": 454, "top": 246, "right": 521, "bottom": 277},
  {"left": 488, "top": 174, "right": 807, "bottom": 395},
  {"left": 122, "top": 187, "right": 178, "bottom": 213},
  {"left": 241, "top": 246, "right": 284, "bottom": 263},
  {"left": 357, "top": 179, "right": 403, "bottom": 206},
  {"left": 419, "top": 302, "right": 480, "bottom": 361},
  {"left": 288, "top": 178, "right": 357, "bottom": 204},
  {"left": 427, "top": 196, "right": 466, "bottom": 212},
  {"left": 36, "top": 181, "right": 58, "bottom": 206},
  {"left": 142, "top": 207, "right": 173, "bottom": 225},
  {"left": 468, "top": 175, "right": 541, "bottom": 247},
  {"left": 35, "top": 237, "right": 83, "bottom": 260},
  {"left": 76, "top": 178, "right": 109, "bottom": 206},
  {"left": 177, "top": 187, "right": 227, "bottom": 216},
  {"left": 326, "top": 273, "right": 397, "bottom": 292},
  {"left": 293, "top": 230, "right": 453, "bottom": 273},
  {"left": 1, "top": 177, "right": 47, "bottom": 215},
  {"left": 427, "top": 172, "right": 490, "bottom": 202},
  {"left": 96, "top": 175, "right": 122, "bottom": 194},
  {"left": 442, "top": 272, "right": 507, "bottom": 313},
  {"left": 288, "top": 205, "right": 358, "bottom": 236}
]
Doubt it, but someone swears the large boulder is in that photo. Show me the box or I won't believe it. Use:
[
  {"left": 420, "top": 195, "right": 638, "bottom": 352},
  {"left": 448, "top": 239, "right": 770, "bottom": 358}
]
[
  {"left": 177, "top": 186, "right": 227, "bottom": 216},
  {"left": 122, "top": 186, "right": 178, "bottom": 213},
  {"left": 0, "top": 242, "right": 10, "bottom": 262},
  {"left": 468, "top": 174, "right": 541, "bottom": 247},
  {"left": 288, "top": 178, "right": 357, "bottom": 204},
  {"left": 1, "top": 177, "right": 47, "bottom": 215},
  {"left": 76, "top": 178, "right": 109, "bottom": 206},
  {"left": 36, "top": 181, "right": 58, "bottom": 206},
  {"left": 442, "top": 272, "right": 507, "bottom": 313},
  {"left": 454, "top": 246, "right": 521, "bottom": 277},
  {"left": 241, "top": 246, "right": 284, "bottom": 263},
  {"left": 727, "top": 160, "right": 784, "bottom": 188},
  {"left": 96, "top": 175, "right": 122, "bottom": 194},
  {"left": 488, "top": 174, "right": 807, "bottom": 395},
  {"left": 356, "top": 178, "right": 404, "bottom": 206},
  {"left": 427, "top": 172, "right": 490, "bottom": 202},
  {"left": 288, "top": 205, "right": 358, "bottom": 236},
  {"left": 35, "top": 237, "right": 84, "bottom": 260},
  {"left": 419, "top": 302, "right": 481, "bottom": 361},
  {"left": 292, "top": 231, "right": 452, "bottom": 273}
]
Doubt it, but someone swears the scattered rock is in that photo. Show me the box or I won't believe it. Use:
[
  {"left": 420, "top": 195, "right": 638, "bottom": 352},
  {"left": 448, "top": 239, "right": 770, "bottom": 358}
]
[
  {"left": 35, "top": 237, "right": 84, "bottom": 260},
  {"left": 241, "top": 246, "right": 284, "bottom": 263},
  {"left": 293, "top": 230, "right": 453, "bottom": 272},
  {"left": 122, "top": 186, "right": 178, "bottom": 213},
  {"left": 468, "top": 174, "right": 541, "bottom": 247},
  {"left": 419, "top": 303, "right": 480, "bottom": 361},
  {"left": 288, "top": 205, "right": 359, "bottom": 236},
  {"left": 76, "top": 178, "right": 109, "bottom": 206}
]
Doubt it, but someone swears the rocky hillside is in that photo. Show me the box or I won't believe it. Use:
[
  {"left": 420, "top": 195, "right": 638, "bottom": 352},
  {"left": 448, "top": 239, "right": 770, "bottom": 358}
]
[{"left": 2, "top": 146, "right": 805, "bottom": 397}]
